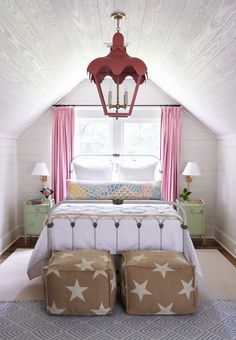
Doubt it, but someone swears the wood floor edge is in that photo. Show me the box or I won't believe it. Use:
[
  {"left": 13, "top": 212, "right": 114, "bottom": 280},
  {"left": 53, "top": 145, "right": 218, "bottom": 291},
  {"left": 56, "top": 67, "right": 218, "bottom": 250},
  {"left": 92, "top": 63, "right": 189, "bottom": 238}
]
[{"left": 0, "top": 236, "right": 236, "bottom": 267}]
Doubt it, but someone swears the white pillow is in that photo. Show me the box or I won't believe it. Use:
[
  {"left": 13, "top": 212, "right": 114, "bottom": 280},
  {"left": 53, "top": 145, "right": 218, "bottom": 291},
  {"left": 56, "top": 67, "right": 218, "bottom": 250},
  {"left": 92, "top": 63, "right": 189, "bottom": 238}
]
[
  {"left": 73, "top": 162, "right": 113, "bottom": 181},
  {"left": 116, "top": 162, "right": 157, "bottom": 181}
]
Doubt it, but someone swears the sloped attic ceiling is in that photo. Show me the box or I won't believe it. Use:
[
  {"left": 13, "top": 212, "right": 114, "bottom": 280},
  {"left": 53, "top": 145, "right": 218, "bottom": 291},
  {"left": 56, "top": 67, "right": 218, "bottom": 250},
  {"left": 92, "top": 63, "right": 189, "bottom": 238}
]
[{"left": 0, "top": 0, "right": 235, "bottom": 137}]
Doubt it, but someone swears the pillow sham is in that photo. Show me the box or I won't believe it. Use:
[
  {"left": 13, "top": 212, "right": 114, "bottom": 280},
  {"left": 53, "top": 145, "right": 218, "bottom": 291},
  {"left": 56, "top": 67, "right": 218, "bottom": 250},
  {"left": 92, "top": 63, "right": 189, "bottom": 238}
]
[
  {"left": 73, "top": 162, "right": 113, "bottom": 181},
  {"left": 116, "top": 162, "right": 157, "bottom": 181},
  {"left": 67, "top": 180, "right": 161, "bottom": 201}
]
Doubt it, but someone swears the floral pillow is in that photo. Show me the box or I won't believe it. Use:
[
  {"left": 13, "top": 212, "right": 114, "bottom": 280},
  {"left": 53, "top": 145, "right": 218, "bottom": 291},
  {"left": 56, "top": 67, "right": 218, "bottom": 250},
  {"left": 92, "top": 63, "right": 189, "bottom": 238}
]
[{"left": 66, "top": 180, "right": 162, "bottom": 201}]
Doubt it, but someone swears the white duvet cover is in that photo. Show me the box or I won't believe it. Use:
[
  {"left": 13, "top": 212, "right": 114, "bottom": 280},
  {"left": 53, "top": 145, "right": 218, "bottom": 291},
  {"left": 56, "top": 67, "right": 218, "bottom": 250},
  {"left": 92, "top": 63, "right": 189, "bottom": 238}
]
[{"left": 27, "top": 202, "right": 202, "bottom": 279}]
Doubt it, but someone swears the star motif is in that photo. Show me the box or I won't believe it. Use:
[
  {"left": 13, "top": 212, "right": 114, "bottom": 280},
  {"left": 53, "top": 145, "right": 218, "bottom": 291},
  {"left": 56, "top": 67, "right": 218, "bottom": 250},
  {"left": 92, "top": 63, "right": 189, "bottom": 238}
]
[
  {"left": 131, "top": 279, "right": 152, "bottom": 301},
  {"left": 152, "top": 262, "right": 174, "bottom": 278},
  {"left": 48, "top": 301, "right": 65, "bottom": 314},
  {"left": 110, "top": 275, "right": 116, "bottom": 292},
  {"left": 93, "top": 270, "right": 108, "bottom": 279},
  {"left": 75, "top": 258, "right": 95, "bottom": 271},
  {"left": 130, "top": 254, "right": 148, "bottom": 263},
  {"left": 59, "top": 252, "right": 74, "bottom": 259},
  {"left": 66, "top": 279, "right": 88, "bottom": 302},
  {"left": 174, "top": 255, "right": 187, "bottom": 263},
  {"left": 100, "top": 254, "right": 109, "bottom": 262},
  {"left": 46, "top": 267, "right": 60, "bottom": 277},
  {"left": 156, "top": 303, "right": 175, "bottom": 315},
  {"left": 90, "top": 302, "right": 111, "bottom": 315},
  {"left": 178, "top": 278, "right": 195, "bottom": 300}
]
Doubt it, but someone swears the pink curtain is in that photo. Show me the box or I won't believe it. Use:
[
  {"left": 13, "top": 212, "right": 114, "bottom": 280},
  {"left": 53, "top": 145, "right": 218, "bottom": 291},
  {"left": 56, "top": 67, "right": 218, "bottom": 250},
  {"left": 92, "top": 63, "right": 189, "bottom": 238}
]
[
  {"left": 160, "top": 107, "right": 181, "bottom": 202},
  {"left": 52, "top": 107, "right": 74, "bottom": 202}
]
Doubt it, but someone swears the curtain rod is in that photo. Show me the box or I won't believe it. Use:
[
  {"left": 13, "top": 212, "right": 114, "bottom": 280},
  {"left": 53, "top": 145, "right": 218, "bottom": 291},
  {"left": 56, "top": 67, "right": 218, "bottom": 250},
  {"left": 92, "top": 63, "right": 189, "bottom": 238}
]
[{"left": 52, "top": 104, "right": 181, "bottom": 107}]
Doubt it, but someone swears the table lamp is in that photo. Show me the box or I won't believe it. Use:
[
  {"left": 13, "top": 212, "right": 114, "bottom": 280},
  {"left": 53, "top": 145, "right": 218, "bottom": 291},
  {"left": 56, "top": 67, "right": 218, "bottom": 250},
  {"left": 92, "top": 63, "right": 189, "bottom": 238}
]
[
  {"left": 182, "top": 162, "right": 201, "bottom": 191},
  {"left": 32, "top": 162, "right": 49, "bottom": 186}
]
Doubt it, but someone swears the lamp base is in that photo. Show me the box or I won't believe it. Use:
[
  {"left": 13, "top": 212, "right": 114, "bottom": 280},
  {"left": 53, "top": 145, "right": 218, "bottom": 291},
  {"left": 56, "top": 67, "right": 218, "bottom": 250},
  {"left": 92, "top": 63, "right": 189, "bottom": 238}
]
[
  {"left": 40, "top": 176, "right": 47, "bottom": 183},
  {"left": 185, "top": 175, "right": 192, "bottom": 191}
]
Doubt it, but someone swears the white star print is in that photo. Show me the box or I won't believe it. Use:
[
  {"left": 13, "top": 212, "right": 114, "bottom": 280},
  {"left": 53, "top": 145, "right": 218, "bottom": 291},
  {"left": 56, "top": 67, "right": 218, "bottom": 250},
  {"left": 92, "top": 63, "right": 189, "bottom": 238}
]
[
  {"left": 59, "top": 252, "right": 74, "bottom": 259},
  {"left": 174, "top": 255, "right": 187, "bottom": 263},
  {"left": 66, "top": 279, "right": 88, "bottom": 302},
  {"left": 75, "top": 258, "right": 95, "bottom": 271},
  {"left": 130, "top": 254, "right": 148, "bottom": 263},
  {"left": 152, "top": 262, "right": 174, "bottom": 278},
  {"left": 156, "top": 303, "right": 175, "bottom": 314},
  {"left": 93, "top": 270, "right": 108, "bottom": 279},
  {"left": 48, "top": 301, "right": 65, "bottom": 314},
  {"left": 178, "top": 278, "right": 195, "bottom": 300},
  {"left": 99, "top": 254, "right": 109, "bottom": 262},
  {"left": 46, "top": 267, "right": 60, "bottom": 277},
  {"left": 110, "top": 275, "right": 116, "bottom": 292},
  {"left": 131, "top": 279, "right": 152, "bottom": 301},
  {"left": 90, "top": 302, "right": 111, "bottom": 315}
]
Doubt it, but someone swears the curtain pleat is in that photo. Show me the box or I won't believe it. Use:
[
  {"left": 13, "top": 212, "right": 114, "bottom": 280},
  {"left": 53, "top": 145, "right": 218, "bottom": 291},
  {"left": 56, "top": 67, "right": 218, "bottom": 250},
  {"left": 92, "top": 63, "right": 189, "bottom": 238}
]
[
  {"left": 160, "top": 107, "right": 181, "bottom": 201},
  {"left": 52, "top": 107, "right": 74, "bottom": 202}
]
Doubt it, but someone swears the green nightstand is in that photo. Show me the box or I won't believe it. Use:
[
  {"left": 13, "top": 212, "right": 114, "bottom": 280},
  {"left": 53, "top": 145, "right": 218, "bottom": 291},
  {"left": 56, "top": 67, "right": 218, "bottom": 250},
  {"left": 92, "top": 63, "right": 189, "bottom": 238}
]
[
  {"left": 24, "top": 199, "right": 54, "bottom": 243},
  {"left": 177, "top": 200, "right": 206, "bottom": 244}
]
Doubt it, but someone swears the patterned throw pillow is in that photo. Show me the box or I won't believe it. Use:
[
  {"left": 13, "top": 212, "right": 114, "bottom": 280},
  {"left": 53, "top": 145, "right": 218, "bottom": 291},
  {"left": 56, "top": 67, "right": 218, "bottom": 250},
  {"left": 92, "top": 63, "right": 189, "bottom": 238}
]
[{"left": 66, "top": 180, "right": 162, "bottom": 200}]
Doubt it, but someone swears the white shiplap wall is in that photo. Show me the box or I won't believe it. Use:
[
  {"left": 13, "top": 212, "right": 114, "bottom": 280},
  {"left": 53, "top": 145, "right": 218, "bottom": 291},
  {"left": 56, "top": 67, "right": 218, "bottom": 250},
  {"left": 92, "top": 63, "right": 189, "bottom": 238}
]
[
  {"left": 17, "top": 109, "right": 217, "bottom": 237},
  {"left": 180, "top": 111, "right": 216, "bottom": 236},
  {"left": 0, "top": 135, "right": 18, "bottom": 253},
  {"left": 17, "top": 110, "right": 52, "bottom": 233},
  {"left": 216, "top": 134, "right": 236, "bottom": 256}
]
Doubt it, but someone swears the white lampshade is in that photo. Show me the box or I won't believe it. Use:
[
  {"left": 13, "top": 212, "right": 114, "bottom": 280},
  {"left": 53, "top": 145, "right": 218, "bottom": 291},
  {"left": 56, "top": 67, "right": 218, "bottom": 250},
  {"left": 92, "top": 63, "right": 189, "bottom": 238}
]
[
  {"left": 32, "top": 162, "right": 49, "bottom": 176},
  {"left": 182, "top": 162, "right": 201, "bottom": 176}
]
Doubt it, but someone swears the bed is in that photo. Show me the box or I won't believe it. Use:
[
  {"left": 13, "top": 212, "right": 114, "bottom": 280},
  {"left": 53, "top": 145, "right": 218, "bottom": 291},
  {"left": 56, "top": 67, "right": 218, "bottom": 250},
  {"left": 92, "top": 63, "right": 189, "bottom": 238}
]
[{"left": 27, "top": 155, "right": 202, "bottom": 280}]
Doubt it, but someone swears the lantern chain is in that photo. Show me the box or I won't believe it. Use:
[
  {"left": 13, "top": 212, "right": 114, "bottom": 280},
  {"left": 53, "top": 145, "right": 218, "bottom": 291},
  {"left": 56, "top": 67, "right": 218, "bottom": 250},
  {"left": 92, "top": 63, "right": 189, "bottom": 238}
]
[
  {"left": 116, "top": 17, "right": 120, "bottom": 32},
  {"left": 111, "top": 12, "right": 125, "bottom": 32}
]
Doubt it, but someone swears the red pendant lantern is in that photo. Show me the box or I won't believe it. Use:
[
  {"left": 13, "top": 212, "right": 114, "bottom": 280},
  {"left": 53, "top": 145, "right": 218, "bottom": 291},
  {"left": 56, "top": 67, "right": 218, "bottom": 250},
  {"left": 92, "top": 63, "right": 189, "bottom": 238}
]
[{"left": 87, "top": 12, "right": 147, "bottom": 118}]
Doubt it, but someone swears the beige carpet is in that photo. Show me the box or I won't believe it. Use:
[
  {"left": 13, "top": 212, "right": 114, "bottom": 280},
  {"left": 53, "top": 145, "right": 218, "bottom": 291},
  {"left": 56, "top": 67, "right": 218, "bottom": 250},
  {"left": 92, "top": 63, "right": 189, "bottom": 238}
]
[
  {"left": 196, "top": 248, "right": 236, "bottom": 300},
  {"left": 0, "top": 248, "right": 235, "bottom": 301},
  {"left": 0, "top": 249, "right": 43, "bottom": 301}
]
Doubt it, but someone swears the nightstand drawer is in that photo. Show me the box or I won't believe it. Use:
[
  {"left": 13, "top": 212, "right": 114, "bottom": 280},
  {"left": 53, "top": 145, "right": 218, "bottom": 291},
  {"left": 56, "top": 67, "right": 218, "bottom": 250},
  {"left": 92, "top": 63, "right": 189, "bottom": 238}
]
[
  {"left": 184, "top": 206, "right": 204, "bottom": 214},
  {"left": 177, "top": 200, "right": 206, "bottom": 240},
  {"left": 24, "top": 199, "right": 54, "bottom": 237},
  {"left": 25, "top": 212, "right": 48, "bottom": 234},
  {"left": 26, "top": 205, "right": 49, "bottom": 213},
  {"left": 25, "top": 221, "right": 45, "bottom": 235},
  {"left": 26, "top": 211, "right": 48, "bottom": 223}
]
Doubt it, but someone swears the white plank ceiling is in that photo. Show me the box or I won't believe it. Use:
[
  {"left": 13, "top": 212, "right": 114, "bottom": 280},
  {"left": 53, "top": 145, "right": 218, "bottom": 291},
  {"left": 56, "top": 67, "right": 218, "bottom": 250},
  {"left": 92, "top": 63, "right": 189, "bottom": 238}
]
[{"left": 0, "top": 0, "right": 236, "bottom": 136}]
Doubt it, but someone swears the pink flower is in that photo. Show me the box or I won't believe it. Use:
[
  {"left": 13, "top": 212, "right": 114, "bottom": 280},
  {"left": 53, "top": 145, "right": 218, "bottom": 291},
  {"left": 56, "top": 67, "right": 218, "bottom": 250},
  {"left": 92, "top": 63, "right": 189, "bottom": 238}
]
[{"left": 40, "top": 187, "right": 54, "bottom": 196}]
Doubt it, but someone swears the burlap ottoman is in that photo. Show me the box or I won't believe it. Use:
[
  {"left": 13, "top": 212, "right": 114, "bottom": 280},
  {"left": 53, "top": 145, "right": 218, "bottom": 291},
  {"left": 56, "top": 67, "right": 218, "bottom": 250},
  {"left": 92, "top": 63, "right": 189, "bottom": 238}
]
[
  {"left": 43, "top": 250, "right": 116, "bottom": 315},
  {"left": 121, "top": 250, "right": 197, "bottom": 315}
]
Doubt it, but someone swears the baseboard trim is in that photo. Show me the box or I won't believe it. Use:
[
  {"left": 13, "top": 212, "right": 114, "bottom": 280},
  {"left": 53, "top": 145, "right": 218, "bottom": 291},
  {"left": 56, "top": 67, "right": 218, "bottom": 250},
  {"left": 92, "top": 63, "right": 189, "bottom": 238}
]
[
  {"left": 191, "top": 236, "right": 215, "bottom": 239},
  {"left": 215, "top": 228, "right": 236, "bottom": 259},
  {"left": 0, "top": 226, "right": 21, "bottom": 255}
]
